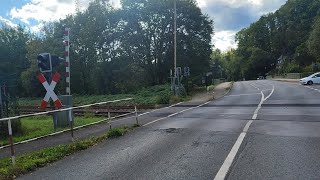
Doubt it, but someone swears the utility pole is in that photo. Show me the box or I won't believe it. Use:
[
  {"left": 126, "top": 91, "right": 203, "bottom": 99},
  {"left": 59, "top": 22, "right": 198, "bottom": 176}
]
[{"left": 173, "top": 0, "right": 177, "bottom": 95}]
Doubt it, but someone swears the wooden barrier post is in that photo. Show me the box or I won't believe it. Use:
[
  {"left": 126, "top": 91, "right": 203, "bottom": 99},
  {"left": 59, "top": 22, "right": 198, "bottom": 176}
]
[
  {"left": 8, "top": 119, "right": 15, "bottom": 166},
  {"left": 135, "top": 106, "right": 139, "bottom": 125}
]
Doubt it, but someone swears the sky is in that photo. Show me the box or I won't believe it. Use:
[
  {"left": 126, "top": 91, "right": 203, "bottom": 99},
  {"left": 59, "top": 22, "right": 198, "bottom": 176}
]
[{"left": 0, "top": 0, "right": 287, "bottom": 51}]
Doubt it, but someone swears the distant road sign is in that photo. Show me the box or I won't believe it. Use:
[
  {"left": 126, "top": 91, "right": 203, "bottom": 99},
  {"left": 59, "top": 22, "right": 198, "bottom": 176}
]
[
  {"left": 184, "top": 67, "right": 190, "bottom": 77},
  {"left": 38, "top": 72, "right": 63, "bottom": 109}
]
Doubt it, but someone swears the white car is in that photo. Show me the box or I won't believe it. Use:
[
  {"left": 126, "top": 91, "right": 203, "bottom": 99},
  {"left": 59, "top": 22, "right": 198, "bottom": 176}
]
[{"left": 300, "top": 72, "right": 320, "bottom": 85}]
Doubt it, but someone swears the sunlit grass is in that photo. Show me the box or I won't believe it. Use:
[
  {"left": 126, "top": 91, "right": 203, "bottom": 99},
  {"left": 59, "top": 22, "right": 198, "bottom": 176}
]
[{"left": 0, "top": 116, "right": 102, "bottom": 146}]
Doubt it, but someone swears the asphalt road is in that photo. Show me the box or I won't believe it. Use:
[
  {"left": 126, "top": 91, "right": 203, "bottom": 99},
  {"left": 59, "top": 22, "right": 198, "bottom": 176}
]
[{"left": 20, "top": 80, "right": 320, "bottom": 180}]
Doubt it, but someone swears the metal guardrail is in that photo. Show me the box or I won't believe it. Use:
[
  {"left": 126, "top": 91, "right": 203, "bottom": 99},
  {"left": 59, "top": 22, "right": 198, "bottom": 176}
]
[
  {"left": 272, "top": 72, "right": 315, "bottom": 79},
  {"left": 0, "top": 98, "right": 133, "bottom": 122},
  {"left": 18, "top": 105, "right": 156, "bottom": 116},
  {"left": 1, "top": 98, "right": 134, "bottom": 166}
]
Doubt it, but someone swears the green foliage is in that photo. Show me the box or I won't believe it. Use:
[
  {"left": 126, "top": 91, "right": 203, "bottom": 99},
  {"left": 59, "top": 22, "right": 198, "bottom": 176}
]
[
  {"left": 0, "top": 125, "right": 136, "bottom": 179},
  {"left": 284, "top": 63, "right": 301, "bottom": 73},
  {"left": 107, "top": 127, "right": 129, "bottom": 138},
  {"left": 18, "top": 84, "right": 171, "bottom": 106},
  {"left": 0, "top": 135, "right": 108, "bottom": 179},
  {"left": 233, "top": 0, "right": 320, "bottom": 78},
  {"left": 155, "top": 92, "right": 171, "bottom": 104},
  {"left": 169, "top": 96, "right": 180, "bottom": 104},
  {"left": 0, "top": 26, "right": 29, "bottom": 136},
  {"left": 16, "top": 0, "right": 213, "bottom": 96},
  {"left": 308, "top": 16, "right": 320, "bottom": 61},
  {"left": 0, "top": 0, "right": 213, "bottom": 98},
  {"left": 0, "top": 116, "right": 102, "bottom": 146}
]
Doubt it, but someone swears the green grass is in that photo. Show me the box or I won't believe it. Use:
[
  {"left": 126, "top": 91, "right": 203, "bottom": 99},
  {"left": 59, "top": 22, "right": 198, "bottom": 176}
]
[
  {"left": 0, "top": 116, "right": 102, "bottom": 146},
  {"left": 18, "top": 84, "right": 171, "bottom": 106},
  {"left": 107, "top": 127, "right": 129, "bottom": 138},
  {"left": 0, "top": 126, "right": 131, "bottom": 179}
]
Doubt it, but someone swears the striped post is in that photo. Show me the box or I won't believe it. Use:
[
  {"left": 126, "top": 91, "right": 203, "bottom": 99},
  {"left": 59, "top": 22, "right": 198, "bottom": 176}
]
[{"left": 64, "top": 28, "right": 71, "bottom": 95}]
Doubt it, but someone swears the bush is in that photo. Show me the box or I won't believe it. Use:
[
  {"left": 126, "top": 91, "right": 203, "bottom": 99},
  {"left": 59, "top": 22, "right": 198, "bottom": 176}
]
[
  {"left": 284, "top": 63, "right": 301, "bottom": 73},
  {"left": 155, "top": 91, "right": 171, "bottom": 104},
  {"left": 169, "top": 96, "right": 182, "bottom": 104},
  {"left": 107, "top": 127, "right": 128, "bottom": 138}
]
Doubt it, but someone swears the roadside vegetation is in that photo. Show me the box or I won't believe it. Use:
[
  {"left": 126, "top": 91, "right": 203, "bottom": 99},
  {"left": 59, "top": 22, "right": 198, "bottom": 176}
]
[
  {"left": 211, "top": 0, "right": 320, "bottom": 80},
  {"left": 18, "top": 84, "right": 172, "bottom": 106},
  {"left": 1, "top": 83, "right": 214, "bottom": 147},
  {"left": 0, "top": 116, "right": 102, "bottom": 146},
  {"left": 0, "top": 0, "right": 214, "bottom": 138},
  {"left": 0, "top": 126, "right": 131, "bottom": 179}
]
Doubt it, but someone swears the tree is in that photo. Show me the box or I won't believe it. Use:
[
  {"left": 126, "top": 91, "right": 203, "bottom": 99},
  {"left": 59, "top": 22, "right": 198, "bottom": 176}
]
[
  {"left": 0, "top": 25, "right": 29, "bottom": 137},
  {"left": 234, "top": 0, "right": 320, "bottom": 78},
  {"left": 308, "top": 16, "right": 320, "bottom": 61}
]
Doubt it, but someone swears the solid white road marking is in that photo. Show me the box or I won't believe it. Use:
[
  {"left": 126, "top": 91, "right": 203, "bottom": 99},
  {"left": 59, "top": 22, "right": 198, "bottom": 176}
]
[
  {"left": 143, "top": 101, "right": 211, "bottom": 126},
  {"left": 214, "top": 132, "right": 246, "bottom": 180},
  {"left": 243, "top": 120, "right": 253, "bottom": 132},
  {"left": 264, "top": 85, "right": 275, "bottom": 101},
  {"left": 138, "top": 102, "right": 183, "bottom": 117},
  {"left": 143, "top": 83, "right": 235, "bottom": 127},
  {"left": 214, "top": 84, "right": 275, "bottom": 180},
  {"left": 224, "top": 93, "right": 261, "bottom": 97}
]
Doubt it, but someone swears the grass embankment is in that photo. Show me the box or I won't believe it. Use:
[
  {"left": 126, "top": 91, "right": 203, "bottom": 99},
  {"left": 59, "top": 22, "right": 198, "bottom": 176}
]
[
  {"left": 1, "top": 84, "right": 193, "bottom": 146},
  {"left": 0, "top": 116, "right": 101, "bottom": 146},
  {"left": 0, "top": 126, "right": 131, "bottom": 179},
  {"left": 19, "top": 84, "right": 173, "bottom": 106}
]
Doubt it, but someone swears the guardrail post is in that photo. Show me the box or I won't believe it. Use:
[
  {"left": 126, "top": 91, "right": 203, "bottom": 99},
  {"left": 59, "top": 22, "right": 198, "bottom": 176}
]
[
  {"left": 8, "top": 119, "right": 15, "bottom": 166},
  {"left": 108, "top": 105, "right": 112, "bottom": 129},
  {"left": 69, "top": 109, "right": 74, "bottom": 141},
  {"left": 135, "top": 106, "right": 139, "bottom": 125}
]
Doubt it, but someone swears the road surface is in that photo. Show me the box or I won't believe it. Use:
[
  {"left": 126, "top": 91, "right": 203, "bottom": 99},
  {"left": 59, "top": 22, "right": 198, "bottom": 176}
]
[{"left": 20, "top": 80, "right": 320, "bottom": 180}]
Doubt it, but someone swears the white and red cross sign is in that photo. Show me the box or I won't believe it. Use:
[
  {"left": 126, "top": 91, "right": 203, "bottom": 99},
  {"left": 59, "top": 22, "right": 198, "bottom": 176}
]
[{"left": 38, "top": 72, "right": 63, "bottom": 109}]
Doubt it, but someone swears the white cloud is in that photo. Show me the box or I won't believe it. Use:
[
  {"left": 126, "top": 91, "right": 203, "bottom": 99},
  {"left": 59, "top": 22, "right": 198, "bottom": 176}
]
[
  {"left": 9, "top": 0, "right": 286, "bottom": 52},
  {"left": 213, "top": 30, "right": 238, "bottom": 52},
  {"left": 30, "top": 23, "right": 44, "bottom": 33},
  {"left": 10, "top": 0, "right": 93, "bottom": 24},
  {"left": 197, "top": 0, "right": 281, "bottom": 9},
  {"left": 196, "top": 0, "right": 207, "bottom": 8},
  {"left": 0, "top": 16, "right": 18, "bottom": 28},
  {"left": 198, "top": 0, "right": 286, "bottom": 31},
  {"left": 197, "top": 0, "right": 286, "bottom": 51},
  {"left": 110, "top": 0, "right": 121, "bottom": 9}
]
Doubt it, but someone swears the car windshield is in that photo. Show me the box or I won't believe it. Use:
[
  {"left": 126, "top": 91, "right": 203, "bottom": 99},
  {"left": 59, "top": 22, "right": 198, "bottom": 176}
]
[
  {"left": 309, "top": 73, "right": 319, "bottom": 77},
  {"left": 1, "top": 0, "right": 320, "bottom": 179}
]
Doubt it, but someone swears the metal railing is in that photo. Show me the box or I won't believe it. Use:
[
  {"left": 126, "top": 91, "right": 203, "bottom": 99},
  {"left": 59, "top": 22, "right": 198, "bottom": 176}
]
[{"left": 0, "top": 98, "right": 135, "bottom": 166}]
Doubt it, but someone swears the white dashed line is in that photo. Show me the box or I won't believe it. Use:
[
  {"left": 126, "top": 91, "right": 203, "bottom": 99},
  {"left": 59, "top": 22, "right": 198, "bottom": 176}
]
[
  {"left": 250, "top": 83, "right": 260, "bottom": 90},
  {"left": 306, "top": 86, "right": 320, "bottom": 92}
]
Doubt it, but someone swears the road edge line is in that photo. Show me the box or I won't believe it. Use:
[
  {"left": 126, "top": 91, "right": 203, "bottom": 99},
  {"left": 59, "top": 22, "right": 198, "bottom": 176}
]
[{"left": 143, "top": 82, "right": 234, "bottom": 127}]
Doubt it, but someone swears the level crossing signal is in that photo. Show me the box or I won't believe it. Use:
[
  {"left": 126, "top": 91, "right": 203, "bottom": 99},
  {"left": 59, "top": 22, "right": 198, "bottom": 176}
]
[{"left": 37, "top": 53, "right": 64, "bottom": 73}]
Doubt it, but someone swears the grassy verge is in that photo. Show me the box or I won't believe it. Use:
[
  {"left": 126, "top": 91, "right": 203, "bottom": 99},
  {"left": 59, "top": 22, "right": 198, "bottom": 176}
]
[
  {"left": 19, "top": 84, "right": 171, "bottom": 106},
  {"left": 1, "top": 84, "right": 184, "bottom": 146},
  {"left": 0, "top": 116, "right": 102, "bottom": 146},
  {"left": 0, "top": 126, "right": 131, "bottom": 179}
]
